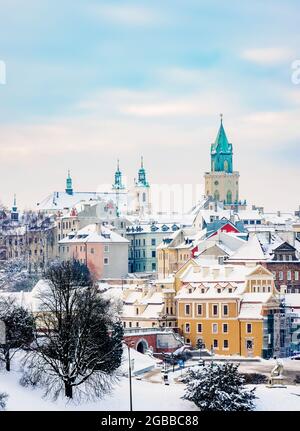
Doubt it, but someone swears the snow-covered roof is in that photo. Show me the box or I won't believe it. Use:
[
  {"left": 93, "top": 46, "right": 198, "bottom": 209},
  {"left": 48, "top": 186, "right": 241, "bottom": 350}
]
[
  {"left": 284, "top": 294, "right": 300, "bottom": 308},
  {"left": 242, "top": 292, "right": 273, "bottom": 303},
  {"left": 227, "top": 235, "right": 267, "bottom": 262},
  {"left": 37, "top": 190, "right": 128, "bottom": 214},
  {"left": 179, "top": 263, "right": 250, "bottom": 284},
  {"left": 239, "top": 302, "right": 263, "bottom": 320},
  {"left": 59, "top": 224, "right": 129, "bottom": 244}
]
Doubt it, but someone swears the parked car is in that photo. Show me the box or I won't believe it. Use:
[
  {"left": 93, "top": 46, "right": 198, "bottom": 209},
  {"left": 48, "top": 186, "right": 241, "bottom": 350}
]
[{"left": 291, "top": 354, "right": 300, "bottom": 360}]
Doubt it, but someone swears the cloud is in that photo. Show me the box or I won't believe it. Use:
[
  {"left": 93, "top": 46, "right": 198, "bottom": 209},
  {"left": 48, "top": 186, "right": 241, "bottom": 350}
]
[
  {"left": 241, "top": 47, "right": 294, "bottom": 65},
  {"left": 88, "top": 4, "right": 159, "bottom": 26}
]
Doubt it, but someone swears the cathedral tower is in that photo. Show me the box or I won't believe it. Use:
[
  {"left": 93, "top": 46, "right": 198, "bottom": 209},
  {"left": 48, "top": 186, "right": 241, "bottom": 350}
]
[
  {"left": 65, "top": 170, "right": 73, "bottom": 195},
  {"left": 204, "top": 116, "right": 241, "bottom": 208}
]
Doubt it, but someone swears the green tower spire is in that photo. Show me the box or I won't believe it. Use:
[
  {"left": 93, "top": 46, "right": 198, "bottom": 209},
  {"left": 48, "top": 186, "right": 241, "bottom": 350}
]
[
  {"left": 65, "top": 169, "right": 73, "bottom": 195},
  {"left": 113, "top": 159, "right": 125, "bottom": 190},
  {"left": 136, "top": 156, "right": 149, "bottom": 187},
  {"left": 210, "top": 115, "right": 233, "bottom": 173},
  {"left": 11, "top": 194, "right": 19, "bottom": 221}
]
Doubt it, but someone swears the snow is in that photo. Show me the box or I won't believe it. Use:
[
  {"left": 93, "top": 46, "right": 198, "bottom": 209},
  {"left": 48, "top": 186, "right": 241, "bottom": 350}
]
[
  {"left": 121, "top": 348, "right": 158, "bottom": 375},
  {"left": 228, "top": 235, "right": 267, "bottom": 262},
  {"left": 59, "top": 224, "right": 129, "bottom": 244},
  {"left": 239, "top": 303, "right": 263, "bottom": 320},
  {"left": 1, "top": 358, "right": 300, "bottom": 411}
]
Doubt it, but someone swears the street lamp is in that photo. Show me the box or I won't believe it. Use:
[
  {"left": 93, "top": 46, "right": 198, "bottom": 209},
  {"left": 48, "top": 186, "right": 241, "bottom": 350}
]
[{"left": 124, "top": 341, "right": 135, "bottom": 411}]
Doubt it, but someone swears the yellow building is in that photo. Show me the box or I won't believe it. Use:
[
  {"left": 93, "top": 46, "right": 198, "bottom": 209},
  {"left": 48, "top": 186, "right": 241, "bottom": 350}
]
[{"left": 175, "top": 263, "right": 280, "bottom": 358}]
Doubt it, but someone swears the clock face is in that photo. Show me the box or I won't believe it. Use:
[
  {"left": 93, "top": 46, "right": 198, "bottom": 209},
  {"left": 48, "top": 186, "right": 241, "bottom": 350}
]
[{"left": 214, "top": 181, "right": 219, "bottom": 186}]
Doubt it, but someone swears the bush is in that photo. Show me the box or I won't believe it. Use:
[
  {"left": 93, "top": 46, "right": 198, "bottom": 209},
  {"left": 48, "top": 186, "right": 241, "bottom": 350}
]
[
  {"left": 0, "top": 392, "right": 8, "bottom": 410},
  {"left": 240, "top": 373, "right": 268, "bottom": 384},
  {"left": 19, "top": 369, "right": 41, "bottom": 388},
  {"left": 294, "top": 374, "right": 300, "bottom": 384},
  {"left": 183, "top": 362, "right": 256, "bottom": 411}
]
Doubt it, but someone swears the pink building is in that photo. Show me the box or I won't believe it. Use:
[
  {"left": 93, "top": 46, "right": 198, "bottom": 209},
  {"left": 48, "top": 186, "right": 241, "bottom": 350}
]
[{"left": 59, "top": 224, "right": 129, "bottom": 280}]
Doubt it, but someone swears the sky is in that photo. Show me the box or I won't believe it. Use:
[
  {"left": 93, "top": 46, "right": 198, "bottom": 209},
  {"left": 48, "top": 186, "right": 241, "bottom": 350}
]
[{"left": 0, "top": 0, "right": 299, "bottom": 212}]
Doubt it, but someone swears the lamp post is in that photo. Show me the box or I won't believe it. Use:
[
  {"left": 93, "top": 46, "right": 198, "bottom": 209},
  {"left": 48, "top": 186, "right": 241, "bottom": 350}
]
[{"left": 125, "top": 341, "right": 135, "bottom": 411}]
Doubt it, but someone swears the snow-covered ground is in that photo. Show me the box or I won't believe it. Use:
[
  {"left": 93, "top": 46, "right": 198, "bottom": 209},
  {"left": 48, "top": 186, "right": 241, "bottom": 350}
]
[{"left": 1, "top": 352, "right": 300, "bottom": 411}]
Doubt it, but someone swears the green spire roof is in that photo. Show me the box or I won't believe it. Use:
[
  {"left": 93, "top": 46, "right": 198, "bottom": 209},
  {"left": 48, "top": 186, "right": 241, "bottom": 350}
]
[
  {"left": 65, "top": 169, "right": 73, "bottom": 195},
  {"left": 136, "top": 156, "right": 149, "bottom": 188},
  {"left": 211, "top": 115, "right": 232, "bottom": 154},
  {"left": 113, "top": 159, "right": 125, "bottom": 190}
]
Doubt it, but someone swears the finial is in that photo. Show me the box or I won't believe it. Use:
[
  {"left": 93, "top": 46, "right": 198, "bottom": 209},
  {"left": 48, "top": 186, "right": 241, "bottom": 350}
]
[
  {"left": 141, "top": 156, "right": 144, "bottom": 168},
  {"left": 220, "top": 113, "right": 223, "bottom": 124},
  {"left": 117, "top": 159, "right": 120, "bottom": 170},
  {"left": 13, "top": 193, "right": 16, "bottom": 207},
  {"left": 68, "top": 169, "right": 71, "bottom": 178}
]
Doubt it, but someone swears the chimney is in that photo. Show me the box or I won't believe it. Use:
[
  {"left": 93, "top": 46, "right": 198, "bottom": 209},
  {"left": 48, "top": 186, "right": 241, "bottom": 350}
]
[
  {"left": 224, "top": 266, "right": 233, "bottom": 277},
  {"left": 212, "top": 268, "right": 220, "bottom": 279},
  {"left": 202, "top": 266, "right": 209, "bottom": 277}
]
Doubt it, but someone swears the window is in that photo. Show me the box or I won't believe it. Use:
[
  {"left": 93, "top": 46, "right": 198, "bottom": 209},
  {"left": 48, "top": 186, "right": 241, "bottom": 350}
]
[
  {"left": 197, "top": 323, "right": 202, "bottom": 333},
  {"left": 104, "top": 257, "right": 109, "bottom": 265},
  {"left": 185, "top": 323, "right": 190, "bottom": 333},
  {"left": 152, "top": 262, "right": 156, "bottom": 271},
  {"left": 223, "top": 339, "right": 229, "bottom": 349},
  {"left": 295, "top": 271, "right": 299, "bottom": 281},
  {"left": 90, "top": 248, "right": 94, "bottom": 254},
  {"left": 152, "top": 250, "right": 156, "bottom": 258},
  {"left": 185, "top": 304, "right": 191, "bottom": 315},
  {"left": 213, "top": 339, "right": 218, "bottom": 349},
  {"left": 143, "top": 239, "right": 146, "bottom": 246},
  {"left": 223, "top": 304, "right": 229, "bottom": 316},
  {"left": 279, "top": 271, "right": 284, "bottom": 280},
  {"left": 287, "top": 271, "right": 292, "bottom": 281},
  {"left": 123, "top": 322, "right": 126, "bottom": 328},
  {"left": 246, "top": 323, "right": 252, "bottom": 334},
  {"left": 104, "top": 245, "right": 109, "bottom": 253},
  {"left": 246, "top": 340, "right": 253, "bottom": 350},
  {"left": 223, "top": 323, "right": 228, "bottom": 333},
  {"left": 197, "top": 304, "right": 202, "bottom": 315},
  {"left": 212, "top": 304, "right": 218, "bottom": 316},
  {"left": 151, "top": 238, "right": 156, "bottom": 246},
  {"left": 212, "top": 323, "right": 218, "bottom": 334},
  {"left": 136, "top": 308, "right": 139, "bottom": 315},
  {"left": 129, "top": 322, "right": 132, "bottom": 328},
  {"left": 136, "top": 322, "right": 139, "bottom": 327}
]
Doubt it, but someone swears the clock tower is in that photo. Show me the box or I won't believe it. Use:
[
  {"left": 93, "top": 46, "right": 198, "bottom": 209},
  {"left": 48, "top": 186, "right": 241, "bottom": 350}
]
[{"left": 204, "top": 116, "right": 244, "bottom": 209}]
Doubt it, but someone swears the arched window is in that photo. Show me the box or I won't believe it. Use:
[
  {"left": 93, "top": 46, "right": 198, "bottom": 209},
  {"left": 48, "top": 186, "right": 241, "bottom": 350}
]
[
  {"left": 142, "top": 192, "right": 146, "bottom": 202},
  {"left": 224, "top": 160, "right": 229, "bottom": 172},
  {"left": 214, "top": 190, "right": 220, "bottom": 201},
  {"left": 226, "top": 190, "right": 232, "bottom": 204}
]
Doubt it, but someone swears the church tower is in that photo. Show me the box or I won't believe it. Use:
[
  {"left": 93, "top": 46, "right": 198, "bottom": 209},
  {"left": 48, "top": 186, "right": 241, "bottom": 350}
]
[
  {"left": 11, "top": 194, "right": 19, "bottom": 222},
  {"left": 205, "top": 116, "right": 242, "bottom": 209},
  {"left": 132, "top": 157, "right": 151, "bottom": 216},
  {"left": 112, "top": 159, "right": 125, "bottom": 190},
  {"left": 65, "top": 170, "right": 73, "bottom": 195}
]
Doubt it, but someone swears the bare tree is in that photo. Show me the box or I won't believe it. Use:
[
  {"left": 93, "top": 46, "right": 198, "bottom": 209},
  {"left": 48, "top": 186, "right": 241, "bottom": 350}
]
[
  {"left": 0, "top": 298, "right": 34, "bottom": 371},
  {"left": 25, "top": 260, "right": 123, "bottom": 401}
]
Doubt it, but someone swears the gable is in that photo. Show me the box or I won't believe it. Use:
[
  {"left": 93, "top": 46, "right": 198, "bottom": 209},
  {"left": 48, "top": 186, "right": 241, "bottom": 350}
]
[
  {"left": 273, "top": 241, "right": 296, "bottom": 253},
  {"left": 246, "top": 265, "right": 273, "bottom": 278}
]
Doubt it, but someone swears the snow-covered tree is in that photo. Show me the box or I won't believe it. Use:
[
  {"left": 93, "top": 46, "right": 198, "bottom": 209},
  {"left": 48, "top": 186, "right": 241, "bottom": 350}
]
[
  {"left": 0, "top": 298, "right": 34, "bottom": 371},
  {"left": 24, "top": 260, "right": 123, "bottom": 401},
  {"left": 0, "top": 392, "right": 8, "bottom": 410},
  {"left": 0, "top": 259, "right": 40, "bottom": 292},
  {"left": 183, "top": 362, "right": 256, "bottom": 411}
]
